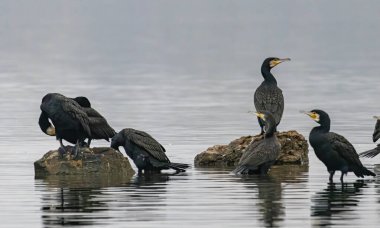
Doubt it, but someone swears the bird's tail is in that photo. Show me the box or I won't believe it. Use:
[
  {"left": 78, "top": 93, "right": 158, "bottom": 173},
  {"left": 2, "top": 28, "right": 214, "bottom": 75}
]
[
  {"left": 353, "top": 166, "right": 376, "bottom": 178},
  {"left": 359, "top": 144, "right": 380, "bottom": 158},
  {"left": 168, "top": 162, "right": 191, "bottom": 172},
  {"left": 362, "top": 167, "right": 376, "bottom": 177}
]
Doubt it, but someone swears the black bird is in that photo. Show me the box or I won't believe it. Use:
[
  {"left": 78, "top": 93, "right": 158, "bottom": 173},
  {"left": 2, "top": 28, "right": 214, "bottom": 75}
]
[
  {"left": 304, "top": 109, "right": 375, "bottom": 182},
  {"left": 111, "top": 128, "right": 190, "bottom": 174},
  {"left": 72, "top": 96, "right": 116, "bottom": 147},
  {"left": 254, "top": 57, "right": 290, "bottom": 135},
  {"left": 233, "top": 111, "right": 281, "bottom": 175},
  {"left": 38, "top": 93, "right": 91, "bottom": 157},
  {"left": 359, "top": 116, "right": 380, "bottom": 158}
]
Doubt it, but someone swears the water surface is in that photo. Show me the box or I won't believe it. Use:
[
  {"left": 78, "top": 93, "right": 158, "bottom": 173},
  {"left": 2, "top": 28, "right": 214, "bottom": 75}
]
[{"left": 1, "top": 1, "right": 380, "bottom": 227}]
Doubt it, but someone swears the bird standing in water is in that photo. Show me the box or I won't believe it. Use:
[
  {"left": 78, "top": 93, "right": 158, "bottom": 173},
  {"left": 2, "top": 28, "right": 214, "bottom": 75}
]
[
  {"left": 304, "top": 109, "right": 375, "bottom": 182},
  {"left": 111, "top": 128, "right": 190, "bottom": 174},
  {"left": 233, "top": 111, "right": 281, "bottom": 175},
  {"left": 254, "top": 57, "right": 290, "bottom": 135}
]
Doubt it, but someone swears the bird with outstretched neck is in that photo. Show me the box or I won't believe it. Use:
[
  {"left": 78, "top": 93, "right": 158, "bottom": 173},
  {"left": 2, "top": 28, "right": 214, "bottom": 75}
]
[
  {"left": 233, "top": 111, "right": 281, "bottom": 175},
  {"left": 38, "top": 93, "right": 91, "bottom": 158},
  {"left": 359, "top": 116, "right": 380, "bottom": 158},
  {"left": 254, "top": 57, "right": 290, "bottom": 135},
  {"left": 111, "top": 128, "right": 190, "bottom": 174},
  {"left": 304, "top": 109, "right": 375, "bottom": 182}
]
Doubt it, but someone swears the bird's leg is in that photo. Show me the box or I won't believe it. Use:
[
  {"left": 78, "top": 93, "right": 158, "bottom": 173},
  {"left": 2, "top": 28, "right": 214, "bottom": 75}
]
[
  {"left": 340, "top": 172, "right": 345, "bottom": 183},
  {"left": 87, "top": 138, "right": 92, "bottom": 148},
  {"left": 329, "top": 171, "right": 335, "bottom": 183},
  {"left": 73, "top": 140, "right": 81, "bottom": 159},
  {"left": 58, "top": 139, "right": 66, "bottom": 158}
]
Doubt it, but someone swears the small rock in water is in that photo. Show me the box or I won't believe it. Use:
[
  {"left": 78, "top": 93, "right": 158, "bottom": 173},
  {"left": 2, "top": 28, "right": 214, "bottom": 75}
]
[
  {"left": 194, "top": 130, "right": 309, "bottom": 167},
  {"left": 34, "top": 147, "right": 135, "bottom": 178}
]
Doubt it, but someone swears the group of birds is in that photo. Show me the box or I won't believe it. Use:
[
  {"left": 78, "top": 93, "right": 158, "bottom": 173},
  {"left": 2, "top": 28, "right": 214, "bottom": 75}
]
[
  {"left": 38, "top": 93, "right": 189, "bottom": 174},
  {"left": 233, "top": 57, "right": 377, "bottom": 183},
  {"left": 38, "top": 57, "right": 379, "bottom": 182}
]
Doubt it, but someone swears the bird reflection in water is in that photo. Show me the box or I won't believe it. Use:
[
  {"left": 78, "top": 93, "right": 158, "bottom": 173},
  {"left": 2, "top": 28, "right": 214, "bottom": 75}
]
[
  {"left": 239, "top": 165, "right": 308, "bottom": 228},
  {"left": 311, "top": 181, "right": 366, "bottom": 227}
]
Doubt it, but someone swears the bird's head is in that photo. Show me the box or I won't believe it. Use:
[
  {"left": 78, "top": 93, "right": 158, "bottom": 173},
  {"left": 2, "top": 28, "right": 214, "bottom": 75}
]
[
  {"left": 372, "top": 116, "right": 380, "bottom": 142},
  {"left": 262, "top": 57, "right": 291, "bottom": 70},
  {"left": 303, "top": 109, "right": 330, "bottom": 125},
  {"left": 73, "top": 96, "right": 91, "bottom": 108},
  {"left": 46, "top": 126, "right": 56, "bottom": 136},
  {"left": 255, "top": 111, "right": 276, "bottom": 134},
  {"left": 110, "top": 131, "right": 123, "bottom": 150}
]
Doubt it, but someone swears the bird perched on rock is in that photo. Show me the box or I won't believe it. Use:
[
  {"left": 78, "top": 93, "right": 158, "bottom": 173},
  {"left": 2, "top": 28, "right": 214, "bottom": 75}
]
[
  {"left": 72, "top": 96, "right": 116, "bottom": 146},
  {"left": 111, "top": 128, "right": 190, "bottom": 174},
  {"left": 254, "top": 57, "right": 290, "bottom": 135},
  {"left": 304, "top": 109, "right": 375, "bottom": 182},
  {"left": 233, "top": 111, "right": 281, "bottom": 175},
  {"left": 38, "top": 93, "right": 91, "bottom": 158},
  {"left": 359, "top": 116, "right": 380, "bottom": 158}
]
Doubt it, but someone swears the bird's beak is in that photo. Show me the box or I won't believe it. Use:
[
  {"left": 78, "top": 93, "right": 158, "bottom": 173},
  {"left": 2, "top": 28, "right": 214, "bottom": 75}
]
[
  {"left": 46, "top": 126, "right": 56, "bottom": 136},
  {"left": 373, "top": 116, "right": 380, "bottom": 120},
  {"left": 255, "top": 112, "right": 266, "bottom": 121},
  {"left": 304, "top": 111, "right": 320, "bottom": 122},
  {"left": 270, "top": 58, "right": 291, "bottom": 68}
]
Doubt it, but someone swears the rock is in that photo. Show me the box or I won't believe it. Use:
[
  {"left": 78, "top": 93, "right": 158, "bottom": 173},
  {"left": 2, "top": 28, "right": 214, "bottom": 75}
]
[
  {"left": 194, "top": 130, "right": 309, "bottom": 168},
  {"left": 34, "top": 147, "right": 135, "bottom": 178}
]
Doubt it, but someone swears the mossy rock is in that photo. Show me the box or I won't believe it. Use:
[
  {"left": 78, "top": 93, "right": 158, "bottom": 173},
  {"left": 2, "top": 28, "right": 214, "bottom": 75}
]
[
  {"left": 194, "top": 130, "right": 309, "bottom": 168},
  {"left": 34, "top": 147, "right": 135, "bottom": 178}
]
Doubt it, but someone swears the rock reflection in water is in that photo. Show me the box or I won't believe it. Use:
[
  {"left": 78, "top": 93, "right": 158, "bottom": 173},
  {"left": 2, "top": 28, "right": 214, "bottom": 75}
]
[
  {"left": 311, "top": 181, "right": 366, "bottom": 227},
  {"left": 238, "top": 165, "right": 308, "bottom": 228},
  {"left": 41, "top": 188, "right": 109, "bottom": 226},
  {"left": 36, "top": 173, "right": 181, "bottom": 226}
]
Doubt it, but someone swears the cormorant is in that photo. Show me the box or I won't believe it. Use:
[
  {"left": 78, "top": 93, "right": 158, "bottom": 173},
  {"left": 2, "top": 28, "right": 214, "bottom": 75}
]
[
  {"left": 304, "top": 109, "right": 375, "bottom": 182},
  {"left": 38, "top": 93, "right": 91, "bottom": 157},
  {"left": 359, "top": 116, "right": 380, "bottom": 158},
  {"left": 72, "top": 96, "right": 116, "bottom": 146},
  {"left": 254, "top": 57, "right": 290, "bottom": 134},
  {"left": 233, "top": 111, "right": 281, "bottom": 175},
  {"left": 111, "top": 128, "right": 190, "bottom": 173}
]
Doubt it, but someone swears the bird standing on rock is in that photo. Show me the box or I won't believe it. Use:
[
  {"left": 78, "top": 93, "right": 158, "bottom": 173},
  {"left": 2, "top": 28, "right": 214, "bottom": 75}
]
[
  {"left": 304, "top": 109, "right": 375, "bottom": 182},
  {"left": 38, "top": 93, "right": 91, "bottom": 158},
  {"left": 254, "top": 57, "right": 290, "bottom": 135},
  {"left": 72, "top": 96, "right": 116, "bottom": 147},
  {"left": 233, "top": 111, "right": 281, "bottom": 175},
  {"left": 111, "top": 128, "right": 190, "bottom": 174}
]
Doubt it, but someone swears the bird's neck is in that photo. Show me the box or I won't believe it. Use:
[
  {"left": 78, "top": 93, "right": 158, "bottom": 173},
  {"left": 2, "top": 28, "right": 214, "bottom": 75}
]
[
  {"left": 264, "top": 123, "right": 276, "bottom": 138},
  {"left": 261, "top": 66, "right": 277, "bottom": 84},
  {"left": 313, "top": 122, "right": 330, "bottom": 134},
  {"left": 39, "top": 111, "right": 51, "bottom": 132}
]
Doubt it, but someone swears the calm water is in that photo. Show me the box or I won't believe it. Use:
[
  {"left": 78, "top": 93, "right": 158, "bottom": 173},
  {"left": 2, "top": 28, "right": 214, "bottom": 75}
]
[{"left": 1, "top": 1, "right": 380, "bottom": 227}]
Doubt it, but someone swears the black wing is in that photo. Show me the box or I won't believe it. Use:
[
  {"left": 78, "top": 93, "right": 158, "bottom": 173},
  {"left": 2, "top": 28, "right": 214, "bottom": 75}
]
[
  {"left": 238, "top": 139, "right": 279, "bottom": 167},
  {"left": 84, "top": 107, "right": 116, "bottom": 140},
  {"left": 359, "top": 145, "right": 380, "bottom": 158},
  {"left": 60, "top": 97, "right": 91, "bottom": 137},
  {"left": 254, "top": 84, "right": 284, "bottom": 126},
  {"left": 327, "top": 132, "right": 364, "bottom": 167},
  {"left": 126, "top": 129, "right": 169, "bottom": 162}
]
